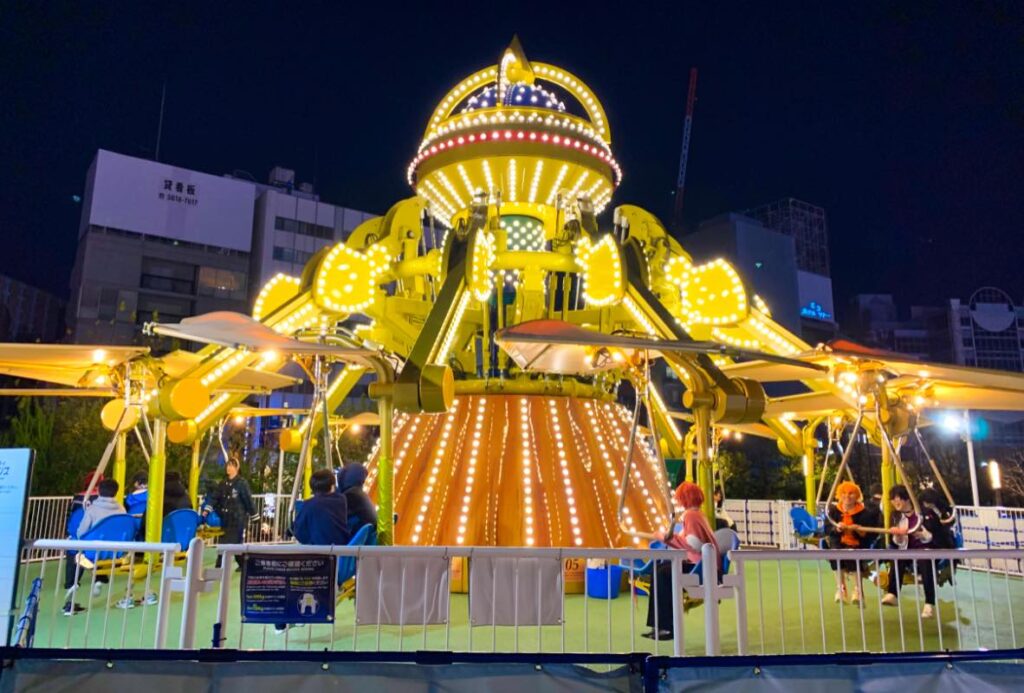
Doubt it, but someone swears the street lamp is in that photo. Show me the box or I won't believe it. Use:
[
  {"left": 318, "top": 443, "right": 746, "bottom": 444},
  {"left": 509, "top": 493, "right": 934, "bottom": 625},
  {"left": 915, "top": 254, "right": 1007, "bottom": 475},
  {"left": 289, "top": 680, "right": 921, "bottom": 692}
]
[
  {"left": 988, "top": 459, "right": 1002, "bottom": 507},
  {"left": 941, "top": 410, "right": 981, "bottom": 506}
]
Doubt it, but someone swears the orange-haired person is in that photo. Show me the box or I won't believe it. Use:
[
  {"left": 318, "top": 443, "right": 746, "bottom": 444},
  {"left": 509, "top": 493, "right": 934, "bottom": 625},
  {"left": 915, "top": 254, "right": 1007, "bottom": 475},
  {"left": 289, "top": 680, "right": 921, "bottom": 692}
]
[
  {"left": 643, "top": 482, "right": 719, "bottom": 641},
  {"left": 825, "top": 480, "right": 879, "bottom": 604}
]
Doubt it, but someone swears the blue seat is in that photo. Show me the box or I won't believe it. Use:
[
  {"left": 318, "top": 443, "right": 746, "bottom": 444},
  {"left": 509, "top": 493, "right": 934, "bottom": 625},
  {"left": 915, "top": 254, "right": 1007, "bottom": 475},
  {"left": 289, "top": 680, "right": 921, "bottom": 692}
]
[
  {"left": 337, "top": 523, "right": 376, "bottom": 587},
  {"left": 66, "top": 507, "right": 84, "bottom": 539},
  {"left": 77, "top": 514, "right": 138, "bottom": 565},
  {"left": 162, "top": 509, "right": 201, "bottom": 549},
  {"left": 790, "top": 507, "right": 822, "bottom": 537}
]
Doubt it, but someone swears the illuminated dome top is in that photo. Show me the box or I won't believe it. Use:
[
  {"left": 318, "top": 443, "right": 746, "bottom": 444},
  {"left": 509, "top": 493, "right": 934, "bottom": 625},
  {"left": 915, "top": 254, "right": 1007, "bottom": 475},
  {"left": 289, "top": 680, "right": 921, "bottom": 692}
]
[
  {"left": 459, "top": 83, "right": 567, "bottom": 113},
  {"left": 408, "top": 38, "right": 621, "bottom": 225}
]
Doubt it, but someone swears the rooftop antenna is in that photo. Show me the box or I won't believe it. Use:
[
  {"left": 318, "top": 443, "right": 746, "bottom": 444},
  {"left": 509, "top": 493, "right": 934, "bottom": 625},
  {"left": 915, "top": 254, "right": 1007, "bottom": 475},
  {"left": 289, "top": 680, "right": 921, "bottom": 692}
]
[
  {"left": 154, "top": 82, "right": 166, "bottom": 162},
  {"left": 671, "top": 68, "right": 698, "bottom": 233}
]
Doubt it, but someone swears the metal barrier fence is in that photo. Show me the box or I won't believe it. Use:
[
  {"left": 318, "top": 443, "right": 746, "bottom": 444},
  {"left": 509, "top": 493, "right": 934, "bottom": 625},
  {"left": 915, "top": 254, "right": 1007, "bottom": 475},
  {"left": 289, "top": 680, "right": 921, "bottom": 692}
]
[
  {"left": 12, "top": 537, "right": 1024, "bottom": 658},
  {"left": 728, "top": 547, "right": 1024, "bottom": 656},
  {"left": 15, "top": 539, "right": 181, "bottom": 649},
  {"left": 207, "top": 542, "right": 717, "bottom": 657}
]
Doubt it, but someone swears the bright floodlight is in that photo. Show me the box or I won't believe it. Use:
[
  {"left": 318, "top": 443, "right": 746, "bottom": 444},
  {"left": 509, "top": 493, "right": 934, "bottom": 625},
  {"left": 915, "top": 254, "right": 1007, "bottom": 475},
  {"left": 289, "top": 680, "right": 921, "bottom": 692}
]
[{"left": 942, "top": 413, "right": 962, "bottom": 433}]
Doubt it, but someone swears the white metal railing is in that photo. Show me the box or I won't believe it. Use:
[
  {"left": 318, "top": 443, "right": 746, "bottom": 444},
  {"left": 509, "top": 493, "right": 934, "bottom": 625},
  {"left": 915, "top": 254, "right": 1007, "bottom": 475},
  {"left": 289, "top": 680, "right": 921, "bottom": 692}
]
[
  {"left": 728, "top": 547, "right": 1024, "bottom": 656},
  {"left": 208, "top": 543, "right": 717, "bottom": 656},
  {"left": 17, "top": 538, "right": 182, "bottom": 649}
]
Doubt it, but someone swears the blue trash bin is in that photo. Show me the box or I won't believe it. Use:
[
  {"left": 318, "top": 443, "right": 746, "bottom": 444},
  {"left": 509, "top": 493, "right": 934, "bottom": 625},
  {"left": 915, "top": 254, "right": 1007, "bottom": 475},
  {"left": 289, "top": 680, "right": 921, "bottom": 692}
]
[{"left": 586, "top": 564, "right": 625, "bottom": 599}]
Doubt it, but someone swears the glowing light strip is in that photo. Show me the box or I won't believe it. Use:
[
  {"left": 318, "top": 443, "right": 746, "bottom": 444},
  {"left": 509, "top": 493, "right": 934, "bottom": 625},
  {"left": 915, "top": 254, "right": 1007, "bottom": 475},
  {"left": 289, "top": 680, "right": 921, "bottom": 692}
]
[
  {"left": 456, "top": 163, "right": 477, "bottom": 201},
  {"left": 533, "top": 63, "right": 608, "bottom": 139},
  {"left": 610, "top": 402, "right": 661, "bottom": 528},
  {"left": 527, "top": 161, "right": 544, "bottom": 203},
  {"left": 429, "top": 67, "right": 498, "bottom": 128},
  {"left": 567, "top": 170, "right": 589, "bottom": 200},
  {"left": 583, "top": 179, "right": 602, "bottom": 201},
  {"left": 436, "top": 292, "right": 471, "bottom": 364},
  {"left": 623, "top": 295, "right": 658, "bottom": 335},
  {"left": 422, "top": 179, "right": 457, "bottom": 218},
  {"left": 506, "top": 158, "right": 517, "bottom": 202},
  {"left": 712, "top": 326, "right": 760, "bottom": 349},
  {"left": 456, "top": 397, "right": 486, "bottom": 544},
  {"left": 519, "top": 397, "right": 536, "bottom": 545},
  {"left": 411, "top": 399, "right": 460, "bottom": 544},
  {"left": 421, "top": 108, "right": 611, "bottom": 154},
  {"left": 572, "top": 400, "right": 614, "bottom": 545},
  {"left": 548, "top": 398, "right": 583, "bottom": 546},
  {"left": 747, "top": 315, "right": 801, "bottom": 355},
  {"left": 252, "top": 273, "right": 301, "bottom": 320},
  {"left": 545, "top": 164, "right": 569, "bottom": 206},
  {"left": 407, "top": 129, "right": 622, "bottom": 185},
  {"left": 482, "top": 159, "right": 494, "bottom": 197},
  {"left": 436, "top": 170, "right": 465, "bottom": 211},
  {"left": 593, "top": 402, "right": 641, "bottom": 543}
]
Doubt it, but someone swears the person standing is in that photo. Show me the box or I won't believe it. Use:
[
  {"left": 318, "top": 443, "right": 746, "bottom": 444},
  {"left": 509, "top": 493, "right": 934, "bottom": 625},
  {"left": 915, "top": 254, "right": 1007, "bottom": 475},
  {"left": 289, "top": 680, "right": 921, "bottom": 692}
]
[{"left": 204, "top": 457, "right": 255, "bottom": 569}]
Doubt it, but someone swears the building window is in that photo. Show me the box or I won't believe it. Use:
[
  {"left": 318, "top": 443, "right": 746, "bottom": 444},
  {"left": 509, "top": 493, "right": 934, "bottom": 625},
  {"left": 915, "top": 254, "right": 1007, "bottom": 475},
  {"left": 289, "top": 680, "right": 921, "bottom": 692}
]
[
  {"left": 140, "top": 257, "right": 195, "bottom": 294},
  {"left": 136, "top": 294, "right": 193, "bottom": 325},
  {"left": 197, "top": 267, "right": 248, "bottom": 301},
  {"left": 274, "top": 216, "right": 334, "bottom": 240},
  {"left": 97, "top": 288, "right": 119, "bottom": 321},
  {"left": 273, "top": 246, "right": 314, "bottom": 265}
]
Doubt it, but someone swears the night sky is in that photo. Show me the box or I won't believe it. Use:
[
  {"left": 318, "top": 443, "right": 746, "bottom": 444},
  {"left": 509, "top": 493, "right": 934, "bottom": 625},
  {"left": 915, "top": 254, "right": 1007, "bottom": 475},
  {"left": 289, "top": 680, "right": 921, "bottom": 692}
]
[{"left": 2, "top": 3, "right": 1022, "bottom": 321}]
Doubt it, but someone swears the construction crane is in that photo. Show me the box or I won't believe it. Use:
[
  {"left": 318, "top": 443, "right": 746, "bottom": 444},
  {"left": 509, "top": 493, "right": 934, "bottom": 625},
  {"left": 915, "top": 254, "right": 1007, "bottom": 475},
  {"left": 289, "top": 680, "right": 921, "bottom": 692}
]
[{"left": 672, "top": 67, "right": 698, "bottom": 233}]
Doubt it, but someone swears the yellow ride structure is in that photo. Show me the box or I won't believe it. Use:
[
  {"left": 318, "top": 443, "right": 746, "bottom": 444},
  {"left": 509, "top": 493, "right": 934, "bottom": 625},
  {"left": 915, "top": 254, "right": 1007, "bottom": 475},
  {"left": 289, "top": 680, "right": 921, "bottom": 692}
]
[{"left": 5, "top": 38, "right": 1024, "bottom": 550}]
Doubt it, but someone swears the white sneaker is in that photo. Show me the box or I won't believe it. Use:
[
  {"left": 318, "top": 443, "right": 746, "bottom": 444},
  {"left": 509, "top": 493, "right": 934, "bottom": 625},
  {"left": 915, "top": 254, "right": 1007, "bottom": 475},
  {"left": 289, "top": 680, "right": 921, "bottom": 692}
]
[
  {"left": 91, "top": 582, "right": 104, "bottom": 598},
  {"left": 921, "top": 604, "right": 934, "bottom": 619},
  {"left": 144, "top": 593, "right": 158, "bottom": 606},
  {"left": 881, "top": 593, "right": 898, "bottom": 606},
  {"left": 115, "top": 597, "right": 136, "bottom": 610}
]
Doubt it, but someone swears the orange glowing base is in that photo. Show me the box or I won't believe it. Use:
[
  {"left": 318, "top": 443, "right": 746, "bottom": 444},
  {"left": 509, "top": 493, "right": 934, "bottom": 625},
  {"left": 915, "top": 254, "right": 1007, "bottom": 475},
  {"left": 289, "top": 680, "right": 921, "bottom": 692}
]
[{"left": 365, "top": 394, "right": 672, "bottom": 547}]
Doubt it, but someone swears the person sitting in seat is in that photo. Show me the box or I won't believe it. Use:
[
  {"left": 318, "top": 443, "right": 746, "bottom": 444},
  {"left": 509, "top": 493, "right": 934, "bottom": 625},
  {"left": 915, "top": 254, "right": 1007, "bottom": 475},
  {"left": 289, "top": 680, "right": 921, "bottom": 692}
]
[
  {"left": 713, "top": 489, "right": 735, "bottom": 530},
  {"left": 643, "top": 481, "right": 719, "bottom": 641},
  {"left": 881, "top": 485, "right": 941, "bottom": 618},
  {"left": 63, "top": 479, "right": 126, "bottom": 615},
  {"left": 824, "top": 481, "right": 878, "bottom": 605},
  {"left": 125, "top": 472, "right": 148, "bottom": 516},
  {"left": 163, "top": 471, "right": 192, "bottom": 515},
  {"left": 275, "top": 469, "right": 350, "bottom": 634},
  {"left": 339, "top": 463, "right": 377, "bottom": 537}
]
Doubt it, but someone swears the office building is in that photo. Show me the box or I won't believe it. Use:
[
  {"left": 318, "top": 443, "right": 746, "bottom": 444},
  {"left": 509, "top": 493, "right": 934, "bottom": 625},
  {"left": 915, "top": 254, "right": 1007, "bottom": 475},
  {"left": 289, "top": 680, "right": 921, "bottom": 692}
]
[{"left": 69, "top": 150, "right": 374, "bottom": 345}]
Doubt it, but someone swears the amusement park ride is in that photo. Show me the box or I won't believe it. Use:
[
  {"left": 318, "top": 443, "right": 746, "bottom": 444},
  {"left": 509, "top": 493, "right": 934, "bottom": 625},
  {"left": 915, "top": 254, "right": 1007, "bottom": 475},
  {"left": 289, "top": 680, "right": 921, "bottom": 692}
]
[{"left": 3, "top": 39, "right": 1024, "bottom": 550}]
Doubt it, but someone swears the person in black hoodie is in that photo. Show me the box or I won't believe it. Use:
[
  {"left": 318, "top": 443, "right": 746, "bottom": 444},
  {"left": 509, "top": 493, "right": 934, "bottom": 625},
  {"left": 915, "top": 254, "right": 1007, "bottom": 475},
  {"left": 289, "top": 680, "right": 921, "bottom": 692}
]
[
  {"left": 163, "top": 471, "right": 192, "bottom": 515},
  {"left": 339, "top": 463, "right": 377, "bottom": 537}
]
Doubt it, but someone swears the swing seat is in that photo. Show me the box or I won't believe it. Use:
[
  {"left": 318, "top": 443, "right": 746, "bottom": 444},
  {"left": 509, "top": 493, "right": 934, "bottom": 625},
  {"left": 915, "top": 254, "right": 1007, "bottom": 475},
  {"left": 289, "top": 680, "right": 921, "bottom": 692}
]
[
  {"left": 790, "top": 507, "right": 823, "bottom": 538},
  {"left": 336, "top": 523, "right": 377, "bottom": 602},
  {"left": 76, "top": 515, "right": 139, "bottom": 577}
]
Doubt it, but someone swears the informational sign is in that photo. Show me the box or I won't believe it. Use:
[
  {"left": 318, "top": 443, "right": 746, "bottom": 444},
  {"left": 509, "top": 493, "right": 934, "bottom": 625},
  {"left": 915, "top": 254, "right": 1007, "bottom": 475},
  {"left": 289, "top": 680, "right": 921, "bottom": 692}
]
[
  {"left": 0, "top": 449, "right": 34, "bottom": 642},
  {"left": 241, "top": 554, "right": 335, "bottom": 624},
  {"left": 85, "top": 149, "right": 256, "bottom": 251}
]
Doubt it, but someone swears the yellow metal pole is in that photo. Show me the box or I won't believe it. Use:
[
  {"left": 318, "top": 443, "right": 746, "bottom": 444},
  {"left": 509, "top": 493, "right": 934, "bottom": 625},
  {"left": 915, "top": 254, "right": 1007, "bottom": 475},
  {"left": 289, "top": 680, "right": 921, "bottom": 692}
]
[
  {"left": 145, "top": 418, "right": 166, "bottom": 545},
  {"left": 113, "top": 431, "right": 127, "bottom": 505},
  {"left": 189, "top": 439, "right": 201, "bottom": 510},
  {"left": 694, "top": 405, "right": 715, "bottom": 524},
  {"left": 881, "top": 438, "right": 895, "bottom": 530},
  {"left": 376, "top": 394, "right": 394, "bottom": 545},
  {"left": 798, "top": 444, "right": 815, "bottom": 507},
  {"left": 303, "top": 448, "right": 313, "bottom": 500}
]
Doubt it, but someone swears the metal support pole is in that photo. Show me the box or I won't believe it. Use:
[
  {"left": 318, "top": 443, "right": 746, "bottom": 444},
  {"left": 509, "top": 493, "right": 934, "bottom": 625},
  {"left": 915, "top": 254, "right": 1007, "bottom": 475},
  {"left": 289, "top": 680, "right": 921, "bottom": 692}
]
[
  {"left": 376, "top": 394, "right": 395, "bottom": 546},
  {"left": 145, "top": 418, "right": 167, "bottom": 547},
  {"left": 189, "top": 439, "right": 201, "bottom": 510},
  {"left": 803, "top": 445, "right": 817, "bottom": 511},
  {"left": 694, "top": 405, "right": 715, "bottom": 525},
  {"left": 881, "top": 434, "right": 895, "bottom": 530},
  {"left": 113, "top": 432, "right": 127, "bottom": 505},
  {"left": 964, "top": 410, "right": 980, "bottom": 507}
]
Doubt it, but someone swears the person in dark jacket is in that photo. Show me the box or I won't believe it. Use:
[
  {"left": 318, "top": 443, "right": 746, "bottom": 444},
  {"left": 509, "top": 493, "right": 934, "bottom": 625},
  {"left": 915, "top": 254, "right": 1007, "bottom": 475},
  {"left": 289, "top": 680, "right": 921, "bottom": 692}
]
[
  {"left": 275, "top": 469, "right": 349, "bottom": 634},
  {"left": 339, "top": 463, "right": 377, "bottom": 537},
  {"left": 163, "top": 471, "right": 192, "bottom": 515},
  {"left": 880, "top": 485, "right": 943, "bottom": 618},
  {"left": 203, "top": 457, "right": 255, "bottom": 569}
]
